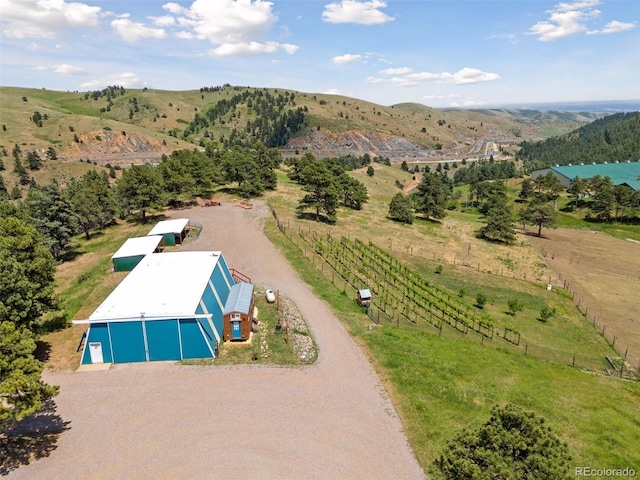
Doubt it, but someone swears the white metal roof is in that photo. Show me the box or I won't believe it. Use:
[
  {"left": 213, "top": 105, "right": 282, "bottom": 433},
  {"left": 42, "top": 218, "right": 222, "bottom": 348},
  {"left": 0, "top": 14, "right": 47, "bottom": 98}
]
[
  {"left": 89, "top": 251, "right": 223, "bottom": 321},
  {"left": 111, "top": 235, "right": 163, "bottom": 260},
  {"left": 147, "top": 218, "right": 190, "bottom": 236}
]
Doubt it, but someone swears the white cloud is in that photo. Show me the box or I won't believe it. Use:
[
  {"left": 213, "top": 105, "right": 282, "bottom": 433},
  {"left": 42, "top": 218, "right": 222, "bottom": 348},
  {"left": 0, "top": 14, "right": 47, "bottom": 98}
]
[
  {"left": 322, "top": 1, "right": 394, "bottom": 25},
  {"left": 588, "top": 20, "right": 636, "bottom": 35},
  {"left": 35, "top": 63, "right": 87, "bottom": 75},
  {"left": 209, "top": 41, "right": 298, "bottom": 57},
  {"left": 323, "top": 88, "right": 341, "bottom": 95},
  {"left": 157, "top": 0, "right": 297, "bottom": 56},
  {"left": 162, "top": 2, "right": 186, "bottom": 15},
  {"left": 55, "top": 64, "right": 87, "bottom": 75},
  {"left": 169, "top": 0, "right": 277, "bottom": 44},
  {"left": 332, "top": 53, "right": 363, "bottom": 64},
  {"left": 450, "top": 99, "right": 488, "bottom": 107},
  {"left": 526, "top": 0, "right": 633, "bottom": 41},
  {"left": 81, "top": 72, "right": 146, "bottom": 89},
  {"left": 442, "top": 67, "right": 501, "bottom": 85},
  {"left": 152, "top": 15, "right": 177, "bottom": 27},
  {"left": 379, "top": 67, "right": 413, "bottom": 75},
  {"left": 366, "top": 76, "right": 385, "bottom": 84},
  {"left": 390, "top": 77, "right": 419, "bottom": 87},
  {"left": 0, "top": 0, "right": 101, "bottom": 38},
  {"left": 401, "top": 68, "right": 501, "bottom": 85},
  {"left": 423, "top": 94, "right": 461, "bottom": 100},
  {"left": 111, "top": 18, "right": 167, "bottom": 42}
]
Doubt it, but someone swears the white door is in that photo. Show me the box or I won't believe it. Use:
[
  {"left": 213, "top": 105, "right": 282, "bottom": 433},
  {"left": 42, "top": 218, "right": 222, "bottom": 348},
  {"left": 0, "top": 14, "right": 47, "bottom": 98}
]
[{"left": 89, "top": 342, "right": 104, "bottom": 364}]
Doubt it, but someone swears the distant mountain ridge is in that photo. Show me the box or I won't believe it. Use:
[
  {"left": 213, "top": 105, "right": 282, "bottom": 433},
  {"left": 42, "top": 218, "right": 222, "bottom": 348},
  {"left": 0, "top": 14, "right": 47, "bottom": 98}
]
[{"left": 0, "top": 85, "right": 615, "bottom": 164}]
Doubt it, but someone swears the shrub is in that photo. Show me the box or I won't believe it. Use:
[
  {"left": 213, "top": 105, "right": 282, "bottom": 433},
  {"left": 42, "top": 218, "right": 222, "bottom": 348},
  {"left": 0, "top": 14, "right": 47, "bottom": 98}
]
[
  {"left": 507, "top": 298, "right": 524, "bottom": 316},
  {"left": 433, "top": 404, "right": 572, "bottom": 480},
  {"left": 539, "top": 305, "right": 556, "bottom": 322},
  {"left": 475, "top": 293, "right": 487, "bottom": 309}
]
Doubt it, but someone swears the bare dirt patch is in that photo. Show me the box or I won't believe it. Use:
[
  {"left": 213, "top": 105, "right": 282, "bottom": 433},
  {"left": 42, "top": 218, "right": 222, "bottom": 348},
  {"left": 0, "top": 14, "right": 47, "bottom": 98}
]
[{"left": 528, "top": 228, "right": 640, "bottom": 368}]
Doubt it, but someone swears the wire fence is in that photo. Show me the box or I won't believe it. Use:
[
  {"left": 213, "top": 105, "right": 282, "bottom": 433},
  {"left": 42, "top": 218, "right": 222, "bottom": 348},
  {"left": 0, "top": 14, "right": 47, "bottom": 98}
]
[{"left": 270, "top": 208, "right": 639, "bottom": 381}]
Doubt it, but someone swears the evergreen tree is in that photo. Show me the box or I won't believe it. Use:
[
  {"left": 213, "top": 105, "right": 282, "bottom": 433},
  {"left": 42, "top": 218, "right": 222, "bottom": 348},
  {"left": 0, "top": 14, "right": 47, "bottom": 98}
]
[
  {"left": 296, "top": 161, "right": 339, "bottom": 223},
  {"left": 0, "top": 204, "right": 59, "bottom": 429},
  {"left": 26, "top": 151, "right": 43, "bottom": 170},
  {"left": 434, "top": 404, "right": 571, "bottom": 480},
  {"left": 25, "top": 183, "right": 77, "bottom": 258},
  {"left": 567, "top": 176, "right": 588, "bottom": 209},
  {"left": 0, "top": 321, "right": 59, "bottom": 430},
  {"left": 518, "top": 179, "right": 534, "bottom": 202},
  {"left": 0, "top": 204, "right": 58, "bottom": 334},
  {"left": 519, "top": 199, "right": 557, "bottom": 236},
  {"left": 534, "top": 172, "right": 564, "bottom": 200},
  {"left": 589, "top": 186, "right": 615, "bottom": 222},
  {"left": 478, "top": 202, "right": 516, "bottom": 244},
  {"left": 0, "top": 175, "right": 8, "bottom": 201},
  {"left": 336, "top": 174, "right": 368, "bottom": 210},
  {"left": 45, "top": 147, "right": 58, "bottom": 160},
  {"left": 13, "top": 157, "right": 29, "bottom": 185},
  {"left": 367, "top": 165, "right": 375, "bottom": 177},
  {"left": 158, "top": 155, "right": 197, "bottom": 205},
  {"left": 117, "top": 165, "right": 165, "bottom": 222},
  {"left": 414, "top": 172, "right": 448, "bottom": 220},
  {"left": 10, "top": 185, "right": 22, "bottom": 200},
  {"left": 66, "top": 170, "right": 116, "bottom": 238},
  {"left": 388, "top": 193, "right": 415, "bottom": 224}
]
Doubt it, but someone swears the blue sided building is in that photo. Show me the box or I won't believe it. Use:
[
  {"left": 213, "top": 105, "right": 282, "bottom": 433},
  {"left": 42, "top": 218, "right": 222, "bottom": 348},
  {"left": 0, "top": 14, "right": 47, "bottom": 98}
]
[{"left": 75, "top": 251, "right": 235, "bottom": 365}]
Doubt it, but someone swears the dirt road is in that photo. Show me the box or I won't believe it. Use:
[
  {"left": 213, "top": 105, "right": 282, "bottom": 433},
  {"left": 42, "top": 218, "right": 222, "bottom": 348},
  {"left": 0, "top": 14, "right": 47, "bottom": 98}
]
[{"left": 5, "top": 201, "right": 425, "bottom": 479}]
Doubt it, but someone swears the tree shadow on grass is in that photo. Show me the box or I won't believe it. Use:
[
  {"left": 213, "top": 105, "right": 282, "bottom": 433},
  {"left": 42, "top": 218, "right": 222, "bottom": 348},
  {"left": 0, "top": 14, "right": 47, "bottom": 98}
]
[
  {"left": 296, "top": 212, "right": 336, "bottom": 224},
  {"left": 0, "top": 400, "right": 70, "bottom": 476},
  {"left": 34, "top": 340, "right": 52, "bottom": 363}
]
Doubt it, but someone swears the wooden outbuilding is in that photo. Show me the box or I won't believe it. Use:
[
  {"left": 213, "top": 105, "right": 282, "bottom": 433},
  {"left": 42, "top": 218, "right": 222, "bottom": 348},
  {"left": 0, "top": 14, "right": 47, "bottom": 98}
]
[
  {"left": 357, "top": 289, "right": 372, "bottom": 307},
  {"left": 223, "top": 282, "right": 254, "bottom": 341}
]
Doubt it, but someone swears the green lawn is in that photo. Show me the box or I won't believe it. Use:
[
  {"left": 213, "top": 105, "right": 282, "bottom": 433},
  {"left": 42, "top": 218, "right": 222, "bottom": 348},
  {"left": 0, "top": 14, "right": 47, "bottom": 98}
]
[{"left": 263, "top": 217, "right": 640, "bottom": 475}]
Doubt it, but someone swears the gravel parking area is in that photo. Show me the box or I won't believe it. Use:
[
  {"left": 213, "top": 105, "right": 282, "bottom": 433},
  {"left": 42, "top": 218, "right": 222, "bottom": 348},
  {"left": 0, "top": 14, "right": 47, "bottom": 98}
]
[{"left": 5, "top": 200, "right": 425, "bottom": 479}]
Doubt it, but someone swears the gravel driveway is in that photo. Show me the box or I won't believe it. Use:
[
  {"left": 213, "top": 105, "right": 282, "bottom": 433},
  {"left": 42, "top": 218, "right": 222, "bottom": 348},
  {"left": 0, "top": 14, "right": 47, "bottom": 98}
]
[{"left": 5, "top": 201, "right": 425, "bottom": 480}]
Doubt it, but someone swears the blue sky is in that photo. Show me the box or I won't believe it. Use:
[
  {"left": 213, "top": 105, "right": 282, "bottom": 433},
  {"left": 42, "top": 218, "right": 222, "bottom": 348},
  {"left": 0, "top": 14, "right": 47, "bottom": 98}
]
[{"left": 0, "top": 0, "right": 638, "bottom": 107}]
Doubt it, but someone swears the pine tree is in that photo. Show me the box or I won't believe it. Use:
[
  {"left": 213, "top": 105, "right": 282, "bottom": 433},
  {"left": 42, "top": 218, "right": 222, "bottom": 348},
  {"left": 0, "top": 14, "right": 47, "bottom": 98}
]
[
  {"left": 414, "top": 172, "right": 448, "bottom": 220},
  {"left": 478, "top": 202, "right": 516, "bottom": 243},
  {"left": 434, "top": 404, "right": 571, "bottom": 480}
]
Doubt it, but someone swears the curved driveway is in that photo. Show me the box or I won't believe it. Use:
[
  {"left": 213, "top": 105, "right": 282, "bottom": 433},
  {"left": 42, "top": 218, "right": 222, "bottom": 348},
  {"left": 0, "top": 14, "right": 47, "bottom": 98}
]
[{"left": 6, "top": 201, "right": 425, "bottom": 480}]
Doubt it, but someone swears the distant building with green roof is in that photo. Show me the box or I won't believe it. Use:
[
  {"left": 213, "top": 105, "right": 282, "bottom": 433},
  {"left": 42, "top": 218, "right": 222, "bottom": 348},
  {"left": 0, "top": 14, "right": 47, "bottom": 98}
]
[{"left": 531, "top": 161, "right": 640, "bottom": 191}]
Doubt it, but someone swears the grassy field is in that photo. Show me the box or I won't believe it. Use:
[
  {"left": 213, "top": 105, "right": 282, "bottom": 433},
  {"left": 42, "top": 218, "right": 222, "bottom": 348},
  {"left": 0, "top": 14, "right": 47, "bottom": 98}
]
[{"left": 263, "top": 217, "right": 640, "bottom": 474}]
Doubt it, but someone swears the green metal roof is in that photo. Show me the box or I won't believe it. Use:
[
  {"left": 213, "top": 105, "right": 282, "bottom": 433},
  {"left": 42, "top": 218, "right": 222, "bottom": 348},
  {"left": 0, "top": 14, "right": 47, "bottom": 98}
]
[{"left": 550, "top": 161, "right": 640, "bottom": 191}]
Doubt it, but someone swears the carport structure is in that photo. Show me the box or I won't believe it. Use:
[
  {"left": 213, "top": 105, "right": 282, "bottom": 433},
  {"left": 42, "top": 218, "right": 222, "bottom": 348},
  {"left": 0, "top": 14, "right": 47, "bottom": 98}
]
[
  {"left": 111, "top": 235, "right": 163, "bottom": 271},
  {"left": 75, "top": 251, "right": 235, "bottom": 365},
  {"left": 147, "top": 218, "right": 190, "bottom": 246}
]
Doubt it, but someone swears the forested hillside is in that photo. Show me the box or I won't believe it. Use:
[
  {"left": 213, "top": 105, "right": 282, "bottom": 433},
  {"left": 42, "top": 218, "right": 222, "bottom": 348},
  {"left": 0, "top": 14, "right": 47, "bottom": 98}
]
[
  {"left": 1, "top": 85, "right": 602, "bottom": 167},
  {"left": 517, "top": 112, "right": 640, "bottom": 170}
]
